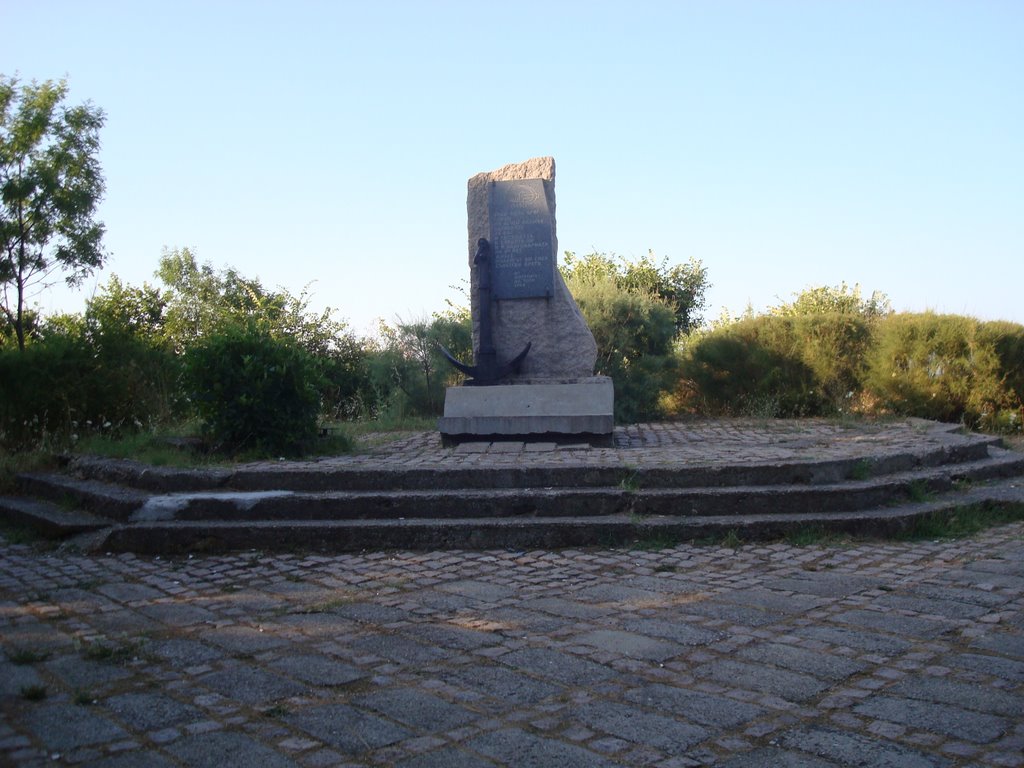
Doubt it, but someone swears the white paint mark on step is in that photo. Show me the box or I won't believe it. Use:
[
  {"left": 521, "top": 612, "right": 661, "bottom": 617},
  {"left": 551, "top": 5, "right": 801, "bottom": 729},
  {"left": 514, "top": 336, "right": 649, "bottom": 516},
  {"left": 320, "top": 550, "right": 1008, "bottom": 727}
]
[{"left": 132, "top": 491, "right": 294, "bottom": 521}]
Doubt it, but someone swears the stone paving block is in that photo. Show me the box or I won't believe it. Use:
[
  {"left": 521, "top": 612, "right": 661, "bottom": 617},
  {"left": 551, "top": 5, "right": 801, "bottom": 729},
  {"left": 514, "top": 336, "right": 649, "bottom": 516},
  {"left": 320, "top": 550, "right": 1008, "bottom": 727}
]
[
  {"left": 968, "top": 631, "right": 1024, "bottom": 659},
  {"left": 204, "top": 624, "right": 291, "bottom": 654},
  {"left": 88, "top": 752, "right": 177, "bottom": 768},
  {"left": 952, "top": 652, "right": 1024, "bottom": 681},
  {"left": 908, "top": 584, "right": 1013, "bottom": 609},
  {"left": 18, "top": 702, "right": 128, "bottom": 752},
  {"left": 345, "top": 632, "right": 448, "bottom": 665},
  {"left": 943, "top": 569, "right": 1024, "bottom": 591},
  {"left": 482, "top": 607, "right": 565, "bottom": 633},
  {"left": 446, "top": 662, "right": 562, "bottom": 706},
  {"left": 437, "top": 579, "right": 516, "bottom": 602},
  {"left": 573, "top": 628, "right": 684, "bottom": 661},
  {"left": 0, "top": 661, "right": 44, "bottom": 698},
  {"left": 575, "top": 700, "right": 708, "bottom": 752},
  {"left": 331, "top": 602, "right": 412, "bottom": 625},
  {"left": 573, "top": 583, "right": 667, "bottom": 605},
  {"left": 764, "top": 574, "right": 881, "bottom": 598},
  {"left": 285, "top": 704, "right": 411, "bottom": 755},
  {"left": 139, "top": 602, "right": 217, "bottom": 626},
  {"left": 197, "top": 664, "right": 307, "bottom": 705},
  {"left": 832, "top": 609, "right": 955, "bottom": 638},
  {"left": 103, "top": 691, "right": 204, "bottom": 731},
  {"left": 780, "top": 726, "right": 952, "bottom": 767},
  {"left": 88, "top": 608, "right": 162, "bottom": 635},
  {"left": 1, "top": 623, "right": 77, "bottom": 655},
  {"left": 683, "top": 601, "right": 787, "bottom": 628},
  {"left": 716, "top": 747, "right": 838, "bottom": 767},
  {"left": 619, "top": 618, "right": 724, "bottom": 646},
  {"left": 498, "top": 647, "right": 618, "bottom": 686},
  {"left": 625, "top": 682, "right": 765, "bottom": 728},
  {"left": 853, "top": 695, "right": 1010, "bottom": 743},
  {"left": 394, "top": 747, "right": 498, "bottom": 767},
  {"left": 735, "top": 641, "right": 868, "bottom": 680},
  {"left": 873, "top": 593, "right": 991, "bottom": 620},
  {"left": 719, "top": 587, "right": 828, "bottom": 614},
  {"left": 149, "top": 637, "right": 225, "bottom": 666},
  {"left": 787, "top": 624, "right": 913, "bottom": 655},
  {"left": 268, "top": 653, "right": 364, "bottom": 686},
  {"left": 520, "top": 596, "right": 613, "bottom": 620},
  {"left": 694, "top": 659, "right": 830, "bottom": 703},
  {"left": 353, "top": 688, "right": 478, "bottom": 731},
  {"left": 96, "top": 582, "right": 164, "bottom": 602},
  {"left": 466, "top": 727, "right": 619, "bottom": 768},
  {"left": 401, "top": 623, "right": 501, "bottom": 650},
  {"left": 43, "top": 654, "right": 133, "bottom": 692},
  {"left": 165, "top": 730, "right": 298, "bottom": 767},
  {"left": 888, "top": 676, "right": 1024, "bottom": 717}
]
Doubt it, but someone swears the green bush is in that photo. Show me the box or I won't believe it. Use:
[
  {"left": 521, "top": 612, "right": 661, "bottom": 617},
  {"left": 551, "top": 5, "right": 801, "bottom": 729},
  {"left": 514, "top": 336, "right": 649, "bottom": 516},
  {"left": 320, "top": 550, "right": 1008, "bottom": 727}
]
[
  {"left": 681, "top": 320, "right": 821, "bottom": 417},
  {"left": 0, "top": 318, "right": 180, "bottom": 451},
  {"left": 566, "top": 268, "right": 679, "bottom": 423},
  {"left": 680, "top": 314, "right": 873, "bottom": 417},
  {"left": 183, "top": 322, "right": 323, "bottom": 455},
  {"left": 866, "top": 313, "right": 1022, "bottom": 430}
]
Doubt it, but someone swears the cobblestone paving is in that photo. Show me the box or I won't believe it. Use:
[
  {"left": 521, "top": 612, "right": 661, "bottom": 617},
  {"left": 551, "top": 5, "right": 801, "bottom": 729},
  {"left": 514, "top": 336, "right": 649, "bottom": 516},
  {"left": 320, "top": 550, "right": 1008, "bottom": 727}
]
[
  {"left": 241, "top": 419, "right": 973, "bottom": 472},
  {"left": 2, "top": 523, "right": 1022, "bottom": 766}
]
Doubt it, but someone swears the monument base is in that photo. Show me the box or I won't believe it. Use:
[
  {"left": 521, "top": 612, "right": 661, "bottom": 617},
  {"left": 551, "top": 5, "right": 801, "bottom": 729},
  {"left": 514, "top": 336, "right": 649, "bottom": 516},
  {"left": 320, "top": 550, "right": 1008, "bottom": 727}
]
[{"left": 438, "top": 377, "right": 614, "bottom": 443}]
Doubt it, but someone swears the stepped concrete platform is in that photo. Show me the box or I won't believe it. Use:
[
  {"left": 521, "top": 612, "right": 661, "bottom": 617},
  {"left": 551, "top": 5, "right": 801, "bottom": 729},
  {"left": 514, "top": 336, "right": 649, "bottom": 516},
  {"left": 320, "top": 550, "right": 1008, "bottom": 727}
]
[{"left": 1, "top": 418, "right": 1023, "bottom": 554}]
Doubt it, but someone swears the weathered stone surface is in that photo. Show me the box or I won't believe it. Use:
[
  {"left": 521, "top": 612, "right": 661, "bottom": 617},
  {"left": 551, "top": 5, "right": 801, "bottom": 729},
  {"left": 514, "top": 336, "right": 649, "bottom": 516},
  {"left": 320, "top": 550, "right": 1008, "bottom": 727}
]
[{"left": 466, "top": 156, "right": 597, "bottom": 380}]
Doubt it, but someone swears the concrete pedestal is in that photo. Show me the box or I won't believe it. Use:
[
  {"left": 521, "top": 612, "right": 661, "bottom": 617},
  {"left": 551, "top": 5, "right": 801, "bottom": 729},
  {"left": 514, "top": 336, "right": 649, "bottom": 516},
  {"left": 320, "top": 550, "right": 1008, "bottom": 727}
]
[{"left": 438, "top": 377, "right": 614, "bottom": 442}]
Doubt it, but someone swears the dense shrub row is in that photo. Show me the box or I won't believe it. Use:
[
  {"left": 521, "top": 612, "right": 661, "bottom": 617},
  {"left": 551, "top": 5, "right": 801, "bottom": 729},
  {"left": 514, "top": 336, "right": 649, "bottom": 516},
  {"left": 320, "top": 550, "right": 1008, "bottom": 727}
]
[
  {"left": 679, "top": 312, "right": 1024, "bottom": 431},
  {"left": 3, "top": 248, "right": 1021, "bottom": 457}
]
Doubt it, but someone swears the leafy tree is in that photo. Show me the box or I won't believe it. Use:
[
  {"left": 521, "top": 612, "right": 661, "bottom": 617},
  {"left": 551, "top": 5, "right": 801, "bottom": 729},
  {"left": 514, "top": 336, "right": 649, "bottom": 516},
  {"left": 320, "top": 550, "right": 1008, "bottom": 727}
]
[
  {"left": 370, "top": 309, "right": 471, "bottom": 418},
  {"left": 1, "top": 76, "right": 106, "bottom": 350},
  {"left": 562, "top": 251, "right": 709, "bottom": 335},
  {"left": 154, "top": 248, "right": 372, "bottom": 418},
  {"left": 559, "top": 252, "right": 708, "bottom": 422},
  {"left": 769, "top": 282, "right": 891, "bottom": 319}
]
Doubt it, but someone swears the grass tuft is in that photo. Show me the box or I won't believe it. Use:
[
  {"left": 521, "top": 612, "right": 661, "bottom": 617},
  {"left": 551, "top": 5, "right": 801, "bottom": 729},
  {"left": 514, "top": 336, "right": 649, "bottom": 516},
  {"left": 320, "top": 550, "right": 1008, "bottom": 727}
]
[
  {"left": 7, "top": 647, "right": 51, "bottom": 665},
  {"left": 20, "top": 684, "right": 47, "bottom": 701}
]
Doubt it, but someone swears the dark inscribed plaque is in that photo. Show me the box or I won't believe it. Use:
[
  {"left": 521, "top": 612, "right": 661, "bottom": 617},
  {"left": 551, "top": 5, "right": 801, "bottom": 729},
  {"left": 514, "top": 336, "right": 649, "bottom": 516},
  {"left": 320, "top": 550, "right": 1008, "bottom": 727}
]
[{"left": 489, "top": 179, "right": 555, "bottom": 299}]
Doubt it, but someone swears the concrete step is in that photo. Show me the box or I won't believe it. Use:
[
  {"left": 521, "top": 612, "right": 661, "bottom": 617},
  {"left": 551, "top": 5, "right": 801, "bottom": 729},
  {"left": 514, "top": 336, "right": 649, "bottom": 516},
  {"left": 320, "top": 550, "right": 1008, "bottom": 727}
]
[
  {"left": 11, "top": 445, "right": 1023, "bottom": 527},
  {"left": 83, "top": 478, "right": 1024, "bottom": 554},
  {"left": 0, "top": 497, "right": 111, "bottom": 537},
  {"left": 16, "top": 473, "right": 148, "bottom": 522}
]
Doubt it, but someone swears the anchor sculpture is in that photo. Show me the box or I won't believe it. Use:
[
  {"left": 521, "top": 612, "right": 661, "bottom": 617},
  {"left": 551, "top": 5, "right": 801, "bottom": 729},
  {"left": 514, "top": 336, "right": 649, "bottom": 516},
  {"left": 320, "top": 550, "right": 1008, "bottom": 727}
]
[{"left": 439, "top": 238, "right": 531, "bottom": 385}]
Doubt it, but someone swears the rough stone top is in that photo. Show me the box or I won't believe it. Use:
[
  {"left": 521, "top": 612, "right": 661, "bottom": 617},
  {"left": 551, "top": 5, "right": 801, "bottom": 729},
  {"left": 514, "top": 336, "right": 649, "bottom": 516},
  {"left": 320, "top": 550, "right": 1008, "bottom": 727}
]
[{"left": 468, "top": 156, "right": 555, "bottom": 187}]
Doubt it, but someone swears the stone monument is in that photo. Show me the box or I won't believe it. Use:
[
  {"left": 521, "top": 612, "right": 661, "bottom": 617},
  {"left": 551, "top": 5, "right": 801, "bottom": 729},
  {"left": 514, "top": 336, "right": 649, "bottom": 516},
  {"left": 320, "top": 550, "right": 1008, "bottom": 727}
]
[{"left": 437, "top": 156, "right": 614, "bottom": 441}]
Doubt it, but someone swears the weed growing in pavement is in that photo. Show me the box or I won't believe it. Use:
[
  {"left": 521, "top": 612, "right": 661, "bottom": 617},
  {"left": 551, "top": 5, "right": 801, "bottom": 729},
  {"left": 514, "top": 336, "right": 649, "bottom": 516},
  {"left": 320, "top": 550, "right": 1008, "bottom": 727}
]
[
  {"left": 80, "top": 638, "right": 147, "bottom": 665},
  {"left": 630, "top": 534, "right": 680, "bottom": 551},
  {"left": 849, "top": 459, "right": 873, "bottom": 481},
  {"left": 19, "top": 685, "right": 47, "bottom": 701},
  {"left": 720, "top": 529, "right": 744, "bottom": 549},
  {"left": 619, "top": 468, "right": 641, "bottom": 492},
  {"left": 73, "top": 688, "right": 96, "bottom": 706},
  {"left": 894, "top": 503, "right": 1024, "bottom": 541},
  {"left": 7, "top": 648, "right": 51, "bottom": 665},
  {"left": 906, "top": 480, "right": 934, "bottom": 503}
]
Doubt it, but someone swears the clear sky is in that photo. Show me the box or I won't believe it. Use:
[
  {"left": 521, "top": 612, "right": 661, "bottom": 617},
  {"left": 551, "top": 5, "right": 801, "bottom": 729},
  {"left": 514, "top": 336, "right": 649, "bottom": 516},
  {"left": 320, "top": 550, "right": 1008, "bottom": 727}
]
[{"left": 3, "top": 0, "right": 1022, "bottom": 334}]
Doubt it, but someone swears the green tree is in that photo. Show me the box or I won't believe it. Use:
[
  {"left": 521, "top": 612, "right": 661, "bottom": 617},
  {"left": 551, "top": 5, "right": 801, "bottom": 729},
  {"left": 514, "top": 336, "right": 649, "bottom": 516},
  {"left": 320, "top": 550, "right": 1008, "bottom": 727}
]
[
  {"left": 370, "top": 309, "right": 472, "bottom": 418},
  {"left": 1, "top": 76, "right": 106, "bottom": 350},
  {"left": 562, "top": 251, "right": 709, "bottom": 335},
  {"left": 769, "top": 282, "right": 891, "bottom": 319}
]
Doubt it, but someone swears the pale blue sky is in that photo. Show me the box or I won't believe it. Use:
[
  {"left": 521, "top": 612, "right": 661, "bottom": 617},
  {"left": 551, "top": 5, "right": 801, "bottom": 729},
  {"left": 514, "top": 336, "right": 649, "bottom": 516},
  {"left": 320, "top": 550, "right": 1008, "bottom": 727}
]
[{"left": 3, "top": 0, "right": 1022, "bottom": 334}]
